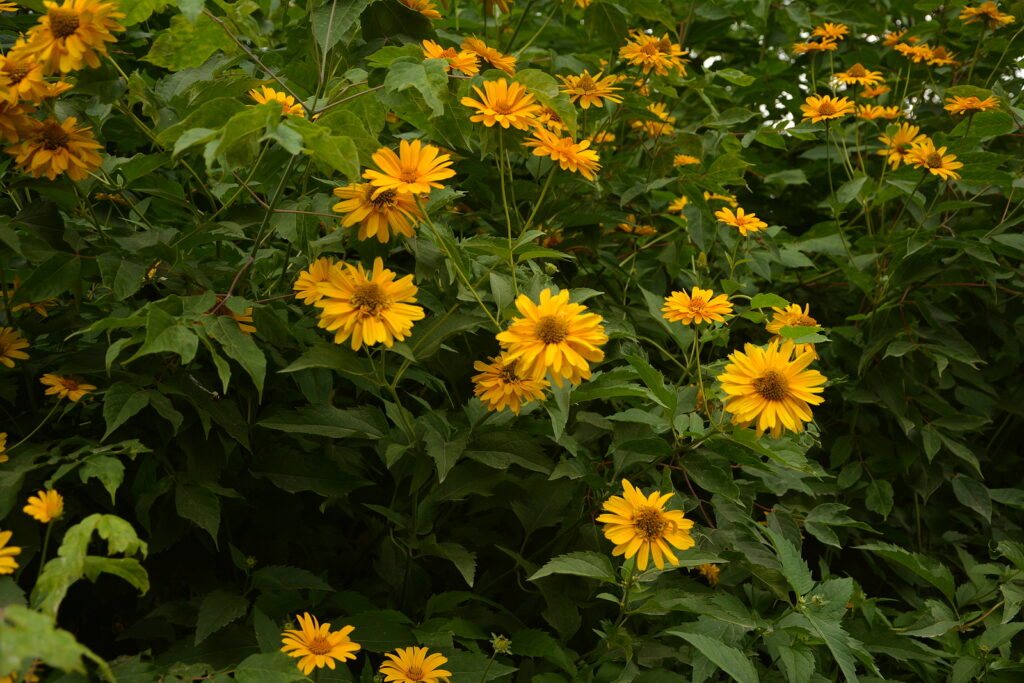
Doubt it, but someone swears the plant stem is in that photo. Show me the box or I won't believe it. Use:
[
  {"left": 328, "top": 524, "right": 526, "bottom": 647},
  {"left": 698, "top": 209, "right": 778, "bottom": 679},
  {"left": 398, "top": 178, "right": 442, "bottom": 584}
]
[
  {"left": 11, "top": 403, "right": 61, "bottom": 450},
  {"left": 498, "top": 131, "right": 519, "bottom": 297},
  {"left": 36, "top": 523, "right": 54, "bottom": 582},
  {"left": 523, "top": 166, "right": 556, "bottom": 232}
]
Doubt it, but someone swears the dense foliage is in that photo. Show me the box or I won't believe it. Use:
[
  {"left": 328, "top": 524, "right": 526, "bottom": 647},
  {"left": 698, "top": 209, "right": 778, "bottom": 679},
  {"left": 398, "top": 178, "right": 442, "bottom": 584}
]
[{"left": 1, "top": 0, "right": 1023, "bottom": 681}]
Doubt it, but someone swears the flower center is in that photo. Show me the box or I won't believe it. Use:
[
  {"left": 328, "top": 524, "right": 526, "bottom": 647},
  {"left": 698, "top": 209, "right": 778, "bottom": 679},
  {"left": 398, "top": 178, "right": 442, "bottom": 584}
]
[
  {"left": 634, "top": 506, "right": 668, "bottom": 540},
  {"left": 753, "top": 370, "right": 788, "bottom": 401},
  {"left": 925, "top": 152, "right": 944, "bottom": 168},
  {"left": 350, "top": 283, "right": 387, "bottom": 314},
  {"left": 578, "top": 74, "right": 596, "bottom": 90},
  {"left": 848, "top": 64, "right": 866, "bottom": 77},
  {"left": 60, "top": 378, "right": 79, "bottom": 390},
  {"left": 498, "top": 360, "right": 521, "bottom": 384},
  {"left": 688, "top": 297, "right": 707, "bottom": 313},
  {"left": 305, "top": 636, "right": 333, "bottom": 656},
  {"left": 535, "top": 315, "right": 569, "bottom": 344},
  {"left": 406, "top": 667, "right": 424, "bottom": 681},
  {"left": 371, "top": 189, "right": 397, "bottom": 210},
  {"left": 5, "top": 62, "right": 30, "bottom": 85},
  {"left": 40, "top": 122, "right": 70, "bottom": 150},
  {"left": 49, "top": 9, "right": 81, "bottom": 38},
  {"left": 399, "top": 169, "right": 421, "bottom": 183},
  {"left": 493, "top": 101, "right": 514, "bottom": 115},
  {"left": 817, "top": 101, "right": 836, "bottom": 116}
]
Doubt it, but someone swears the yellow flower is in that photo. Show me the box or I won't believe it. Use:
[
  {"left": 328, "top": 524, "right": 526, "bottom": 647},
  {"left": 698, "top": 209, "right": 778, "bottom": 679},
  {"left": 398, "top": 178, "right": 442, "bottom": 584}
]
[
  {"left": 0, "top": 530, "right": 21, "bottom": 575},
  {"left": 894, "top": 42, "right": 933, "bottom": 63},
  {"left": 332, "top": 183, "right": 423, "bottom": 243},
  {"left": 800, "top": 94, "right": 855, "bottom": 123},
  {"left": 861, "top": 84, "right": 891, "bottom": 98},
  {"left": 0, "top": 432, "right": 8, "bottom": 464},
  {"left": 40, "top": 373, "right": 97, "bottom": 401},
  {"left": 379, "top": 647, "right": 451, "bottom": 683},
  {"left": 597, "top": 479, "right": 695, "bottom": 571},
  {"left": 421, "top": 40, "right": 479, "bottom": 75},
  {"left": 673, "top": 154, "right": 700, "bottom": 166},
  {"left": 315, "top": 258, "right": 424, "bottom": 351},
  {"left": 522, "top": 128, "right": 601, "bottom": 180},
  {"left": 363, "top": 139, "right": 455, "bottom": 199},
  {"left": 812, "top": 23, "right": 848, "bottom": 40},
  {"left": 472, "top": 354, "right": 548, "bottom": 414},
  {"left": 0, "top": 1, "right": 19, "bottom": 10},
  {"left": 668, "top": 196, "right": 688, "bottom": 213},
  {"left": 791, "top": 39, "right": 838, "bottom": 54},
  {"left": 210, "top": 296, "right": 255, "bottom": 335},
  {"left": 0, "top": 327, "right": 30, "bottom": 368},
  {"left": 398, "top": 0, "right": 440, "bottom": 18},
  {"left": 461, "top": 37, "right": 516, "bottom": 75},
  {"left": 6, "top": 117, "right": 103, "bottom": 181},
  {"left": 856, "top": 104, "right": 901, "bottom": 120},
  {"left": 460, "top": 78, "right": 541, "bottom": 130},
  {"left": 960, "top": 2, "right": 1015, "bottom": 28},
  {"left": 293, "top": 258, "right": 336, "bottom": 305},
  {"left": 714, "top": 207, "right": 767, "bottom": 236},
  {"left": 0, "top": 100, "right": 36, "bottom": 143},
  {"left": 662, "top": 287, "right": 733, "bottom": 325},
  {"left": 695, "top": 563, "right": 720, "bottom": 585},
  {"left": 766, "top": 303, "right": 819, "bottom": 359},
  {"left": 877, "top": 122, "right": 928, "bottom": 168},
  {"left": 926, "top": 46, "right": 957, "bottom": 66},
  {"left": 0, "top": 47, "right": 50, "bottom": 104},
  {"left": 882, "top": 30, "right": 917, "bottom": 47},
  {"left": 944, "top": 96, "right": 1000, "bottom": 115},
  {"left": 280, "top": 613, "right": 360, "bottom": 676},
  {"left": 248, "top": 85, "right": 305, "bottom": 117},
  {"left": 718, "top": 340, "right": 827, "bottom": 439},
  {"left": 832, "top": 63, "right": 883, "bottom": 86},
  {"left": 13, "top": 0, "right": 124, "bottom": 74},
  {"left": 496, "top": 288, "right": 608, "bottom": 387},
  {"left": 704, "top": 191, "right": 738, "bottom": 207},
  {"left": 907, "top": 139, "right": 963, "bottom": 181},
  {"left": 23, "top": 490, "right": 63, "bottom": 523},
  {"left": 557, "top": 70, "right": 623, "bottom": 109},
  {"left": 618, "top": 31, "right": 689, "bottom": 76},
  {"left": 533, "top": 106, "right": 567, "bottom": 132},
  {"left": 630, "top": 102, "right": 675, "bottom": 137},
  {"left": 592, "top": 130, "right": 616, "bottom": 144},
  {"left": 616, "top": 214, "right": 656, "bottom": 235}
]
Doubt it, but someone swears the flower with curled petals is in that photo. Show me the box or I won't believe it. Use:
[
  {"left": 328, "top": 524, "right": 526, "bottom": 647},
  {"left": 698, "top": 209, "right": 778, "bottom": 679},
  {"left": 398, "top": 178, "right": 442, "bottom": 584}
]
[
  {"left": 960, "top": 2, "right": 1015, "bottom": 28},
  {"left": 878, "top": 122, "right": 928, "bottom": 168},
  {"left": 472, "top": 354, "right": 548, "bottom": 414},
  {"left": 6, "top": 116, "right": 102, "bottom": 181},
  {"left": 597, "top": 479, "right": 695, "bottom": 571},
  {"left": 619, "top": 31, "right": 689, "bottom": 76},
  {"left": 12, "top": 0, "right": 125, "bottom": 74},
  {"left": 800, "top": 94, "right": 855, "bottom": 123},
  {"left": 0, "top": 327, "right": 29, "bottom": 368},
  {"left": 557, "top": 70, "right": 623, "bottom": 109},
  {"left": 23, "top": 490, "right": 63, "bottom": 523},
  {"left": 421, "top": 40, "right": 479, "bottom": 75},
  {"left": 399, "top": 0, "right": 440, "bottom": 19},
  {"left": 944, "top": 95, "right": 1000, "bottom": 115},
  {"left": 332, "top": 183, "right": 423, "bottom": 243},
  {"left": 293, "top": 258, "right": 335, "bottom": 305},
  {"left": 280, "top": 613, "right": 360, "bottom": 676},
  {"left": 907, "top": 139, "right": 963, "bottom": 181},
  {"left": 248, "top": 85, "right": 305, "bottom": 117},
  {"left": 0, "top": 530, "right": 21, "bottom": 575},
  {"left": 461, "top": 37, "right": 516, "bottom": 75},
  {"left": 832, "top": 63, "right": 883, "bottom": 87}
]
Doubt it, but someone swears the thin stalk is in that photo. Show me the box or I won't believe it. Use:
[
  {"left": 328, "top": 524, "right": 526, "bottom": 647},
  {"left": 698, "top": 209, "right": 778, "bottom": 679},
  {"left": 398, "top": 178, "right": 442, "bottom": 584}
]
[
  {"left": 966, "top": 25, "right": 987, "bottom": 82},
  {"left": 985, "top": 25, "right": 1024, "bottom": 87},
  {"left": 614, "top": 563, "right": 638, "bottom": 627},
  {"left": 11, "top": 403, "right": 61, "bottom": 450},
  {"left": 523, "top": 166, "right": 556, "bottom": 231},
  {"left": 513, "top": 2, "right": 559, "bottom": 56},
  {"left": 498, "top": 131, "right": 519, "bottom": 296},
  {"left": 35, "top": 523, "right": 54, "bottom": 582}
]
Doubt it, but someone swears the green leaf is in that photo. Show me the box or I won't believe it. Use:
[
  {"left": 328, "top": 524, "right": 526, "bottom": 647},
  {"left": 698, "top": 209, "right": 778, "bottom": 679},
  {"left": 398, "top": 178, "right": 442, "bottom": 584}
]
[
  {"left": 749, "top": 293, "right": 789, "bottom": 309},
  {"left": 9, "top": 252, "right": 81, "bottom": 304},
  {"left": 311, "top": 0, "right": 373, "bottom": 52},
  {"left": 444, "top": 651, "right": 517, "bottom": 681},
  {"left": 119, "top": 0, "right": 170, "bottom": 25},
  {"left": 175, "top": 484, "right": 221, "bottom": 544},
  {"left": 0, "top": 605, "right": 112, "bottom": 679},
  {"left": 384, "top": 57, "right": 449, "bottom": 118},
  {"left": 195, "top": 590, "right": 249, "bottom": 645},
  {"left": 132, "top": 305, "right": 199, "bottom": 364},
  {"left": 857, "top": 543, "right": 955, "bottom": 601},
  {"left": 422, "top": 542, "right": 477, "bottom": 587},
  {"left": 78, "top": 455, "right": 126, "bottom": 504},
  {"left": 798, "top": 612, "right": 863, "bottom": 682},
  {"left": 252, "top": 565, "right": 333, "bottom": 592},
  {"left": 258, "top": 405, "right": 387, "bottom": 438},
  {"left": 624, "top": 355, "right": 676, "bottom": 411},
  {"left": 233, "top": 653, "right": 308, "bottom": 683},
  {"left": 716, "top": 68, "right": 756, "bottom": 86},
  {"left": 102, "top": 382, "right": 151, "bottom": 439},
  {"left": 144, "top": 14, "right": 235, "bottom": 71},
  {"left": 864, "top": 480, "right": 894, "bottom": 518},
  {"left": 96, "top": 253, "right": 147, "bottom": 301},
  {"left": 665, "top": 629, "right": 759, "bottom": 683},
  {"left": 515, "top": 69, "right": 578, "bottom": 137},
  {"left": 205, "top": 315, "right": 267, "bottom": 398},
  {"left": 763, "top": 527, "right": 814, "bottom": 597},
  {"left": 424, "top": 427, "right": 468, "bottom": 483},
  {"left": 529, "top": 551, "right": 617, "bottom": 583},
  {"left": 951, "top": 476, "right": 992, "bottom": 522}
]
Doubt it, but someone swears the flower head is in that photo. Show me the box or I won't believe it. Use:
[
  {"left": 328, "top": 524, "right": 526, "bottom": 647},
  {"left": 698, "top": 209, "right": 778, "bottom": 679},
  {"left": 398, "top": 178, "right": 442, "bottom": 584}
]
[
  {"left": 597, "top": 479, "right": 695, "bottom": 570},
  {"left": 0, "top": 530, "right": 21, "bottom": 575},
  {"left": 907, "top": 139, "right": 963, "bottom": 181},
  {"left": 619, "top": 31, "right": 689, "bottom": 76},
  {"left": 40, "top": 373, "right": 96, "bottom": 401},
  {"left": 557, "top": 70, "right": 623, "bottom": 109},
  {"left": 0, "top": 101, "right": 36, "bottom": 143},
  {"left": 421, "top": 40, "right": 479, "bottom": 75},
  {"left": 496, "top": 288, "right": 608, "bottom": 387},
  {"left": 280, "top": 613, "right": 360, "bottom": 676},
  {"left": 293, "top": 258, "right": 336, "bottom": 305},
  {"left": 399, "top": 0, "right": 440, "bottom": 19},
  {"left": 630, "top": 102, "right": 675, "bottom": 137},
  {"left": 0, "top": 433, "right": 8, "bottom": 464},
  {"left": 883, "top": 30, "right": 917, "bottom": 47},
  {"left": 926, "top": 46, "right": 958, "bottom": 66},
  {"left": 248, "top": 85, "right": 305, "bottom": 117},
  {"left": 832, "top": 63, "right": 883, "bottom": 87},
  {"left": 877, "top": 122, "right": 928, "bottom": 168},
  {"left": 944, "top": 95, "right": 1000, "bottom": 115},
  {"left": 332, "top": 183, "right": 423, "bottom": 243},
  {"left": 379, "top": 647, "right": 451, "bottom": 683},
  {"left": 6, "top": 117, "right": 103, "bottom": 181},
  {"left": 461, "top": 37, "right": 516, "bottom": 75},
  {"left": 800, "top": 94, "right": 855, "bottom": 123},
  {"left": 23, "top": 490, "right": 63, "bottom": 523},
  {"left": 13, "top": 0, "right": 125, "bottom": 74},
  {"left": 363, "top": 139, "right": 455, "bottom": 198},
  {"left": 472, "top": 354, "right": 548, "bottom": 414},
  {"left": 695, "top": 563, "right": 720, "bottom": 585},
  {"left": 460, "top": 78, "right": 541, "bottom": 130},
  {"left": 673, "top": 154, "right": 700, "bottom": 166},
  {"left": 861, "top": 84, "right": 891, "bottom": 98},
  {"left": 0, "top": 327, "right": 30, "bottom": 368},
  {"left": 8, "top": 277, "right": 59, "bottom": 317},
  {"left": 662, "top": 287, "right": 733, "bottom": 325},
  {"left": 704, "top": 191, "right": 738, "bottom": 207},
  {"left": 857, "top": 104, "right": 901, "bottom": 120},
  {"left": 668, "top": 196, "right": 689, "bottom": 213},
  {"left": 960, "top": 2, "right": 1015, "bottom": 28},
  {"left": 766, "top": 303, "right": 819, "bottom": 359},
  {"left": 715, "top": 207, "right": 768, "bottom": 236},
  {"left": 522, "top": 129, "right": 601, "bottom": 180},
  {"left": 792, "top": 39, "right": 838, "bottom": 54},
  {"left": 894, "top": 42, "right": 933, "bottom": 62},
  {"left": 616, "top": 215, "right": 656, "bottom": 235},
  {"left": 718, "top": 340, "right": 827, "bottom": 438},
  {"left": 533, "top": 106, "right": 567, "bottom": 132},
  {"left": 0, "top": 47, "right": 50, "bottom": 104},
  {"left": 812, "top": 23, "right": 848, "bottom": 40}
]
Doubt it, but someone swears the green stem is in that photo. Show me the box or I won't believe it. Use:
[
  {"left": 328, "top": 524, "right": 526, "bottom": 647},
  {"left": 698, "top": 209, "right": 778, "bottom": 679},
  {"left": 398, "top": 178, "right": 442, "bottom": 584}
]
[
  {"left": 614, "top": 563, "right": 638, "bottom": 627},
  {"left": 513, "top": 2, "right": 559, "bottom": 56},
  {"left": 985, "top": 25, "right": 1024, "bottom": 87},
  {"left": 966, "top": 26, "right": 987, "bottom": 82},
  {"left": 479, "top": 654, "right": 496, "bottom": 683},
  {"left": 523, "top": 166, "right": 556, "bottom": 232},
  {"left": 11, "top": 403, "right": 61, "bottom": 451},
  {"left": 35, "top": 523, "right": 54, "bottom": 582},
  {"left": 498, "top": 131, "right": 519, "bottom": 297}
]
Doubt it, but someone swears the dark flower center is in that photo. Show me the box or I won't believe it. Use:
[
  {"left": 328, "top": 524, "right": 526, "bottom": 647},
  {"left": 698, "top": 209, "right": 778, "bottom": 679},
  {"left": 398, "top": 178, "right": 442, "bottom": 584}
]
[
  {"left": 371, "top": 189, "right": 397, "bottom": 210},
  {"left": 498, "top": 360, "right": 521, "bottom": 384},
  {"left": 535, "top": 315, "right": 569, "bottom": 344},
  {"left": 305, "top": 636, "right": 332, "bottom": 656},
  {"left": 406, "top": 667, "right": 424, "bottom": 681},
  {"left": 925, "top": 152, "right": 944, "bottom": 168},
  {"left": 5, "top": 62, "right": 30, "bottom": 85},
  {"left": 754, "top": 370, "right": 788, "bottom": 401},
  {"left": 40, "top": 122, "right": 70, "bottom": 150},
  {"left": 49, "top": 9, "right": 80, "bottom": 39},
  {"left": 688, "top": 297, "right": 707, "bottom": 312},
  {"left": 350, "top": 283, "right": 387, "bottom": 314},
  {"left": 847, "top": 64, "right": 866, "bottom": 77},
  {"left": 493, "top": 102, "right": 514, "bottom": 115},
  {"left": 817, "top": 101, "right": 836, "bottom": 116},
  {"left": 634, "top": 507, "right": 668, "bottom": 540}
]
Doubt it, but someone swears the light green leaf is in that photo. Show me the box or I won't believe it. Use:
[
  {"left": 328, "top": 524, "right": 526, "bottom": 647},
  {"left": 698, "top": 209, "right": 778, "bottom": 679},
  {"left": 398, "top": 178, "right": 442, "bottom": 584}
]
[
  {"left": 665, "top": 630, "right": 759, "bottom": 683},
  {"left": 764, "top": 527, "right": 814, "bottom": 597},
  {"left": 78, "top": 455, "right": 126, "bottom": 503},
  {"left": 144, "top": 14, "right": 235, "bottom": 71},
  {"left": 384, "top": 57, "right": 449, "bottom": 117},
  {"left": 312, "top": 0, "right": 373, "bottom": 52},
  {"left": 529, "top": 551, "right": 617, "bottom": 583}
]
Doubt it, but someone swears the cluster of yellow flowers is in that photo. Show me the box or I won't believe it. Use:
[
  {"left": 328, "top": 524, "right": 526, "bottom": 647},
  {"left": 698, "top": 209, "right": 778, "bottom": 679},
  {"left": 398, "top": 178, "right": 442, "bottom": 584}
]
[{"left": 0, "top": 489, "right": 64, "bottom": 580}]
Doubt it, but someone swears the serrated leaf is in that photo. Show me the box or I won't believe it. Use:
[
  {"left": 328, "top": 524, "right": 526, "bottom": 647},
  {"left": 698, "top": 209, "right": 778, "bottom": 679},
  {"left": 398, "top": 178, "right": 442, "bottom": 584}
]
[
  {"left": 312, "top": 0, "right": 373, "bottom": 52},
  {"left": 764, "top": 527, "right": 814, "bottom": 597},
  {"left": 857, "top": 543, "right": 955, "bottom": 601},
  {"left": 529, "top": 551, "right": 617, "bottom": 583},
  {"left": 175, "top": 484, "right": 220, "bottom": 545},
  {"left": 665, "top": 630, "right": 759, "bottom": 683},
  {"left": 102, "top": 382, "right": 151, "bottom": 439},
  {"left": 195, "top": 590, "right": 249, "bottom": 645},
  {"left": 144, "top": 14, "right": 234, "bottom": 71}
]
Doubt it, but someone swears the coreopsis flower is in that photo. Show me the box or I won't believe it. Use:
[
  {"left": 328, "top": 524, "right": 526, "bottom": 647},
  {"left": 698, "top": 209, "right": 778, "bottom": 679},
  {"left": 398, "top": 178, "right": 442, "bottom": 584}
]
[
  {"left": 704, "top": 191, "right": 738, "bottom": 207},
  {"left": 894, "top": 42, "right": 933, "bottom": 62},
  {"left": 766, "top": 303, "right": 819, "bottom": 359},
  {"left": 0, "top": 48, "right": 50, "bottom": 104},
  {"left": 398, "top": 0, "right": 440, "bottom": 19},
  {"left": 23, "top": 490, "right": 63, "bottom": 523},
  {"left": 882, "top": 30, "right": 917, "bottom": 47},
  {"left": 668, "top": 196, "right": 689, "bottom": 213},
  {"left": 6, "top": 117, "right": 103, "bottom": 181},
  {"left": 13, "top": 0, "right": 124, "bottom": 74},
  {"left": 460, "top": 78, "right": 541, "bottom": 130},
  {"left": 877, "top": 122, "right": 928, "bottom": 168},
  {"left": 0, "top": 530, "right": 21, "bottom": 575},
  {"left": 472, "top": 354, "right": 548, "bottom": 414},
  {"left": 363, "top": 139, "right": 456, "bottom": 198},
  {"left": 715, "top": 207, "right": 767, "bottom": 236},
  {"left": 496, "top": 288, "right": 608, "bottom": 387},
  {"left": 616, "top": 215, "right": 656, "bottom": 235},
  {"left": 695, "top": 563, "right": 721, "bottom": 585},
  {"left": 280, "top": 613, "right": 360, "bottom": 676},
  {"left": 421, "top": 40, "right": 479, "bottom": 75},
  {"left": 944, "top": 96, "right": 1000, "bottom": 115},
  {"left": 631, "top": 102, "right": 675, "bottom": 137},
  {"left": 522, "top": 129, "right": 601, "bottom": 180},
  {"left": 380, "top": 647, "right": 451, "bottom": 683},
  {"left": 597, "top": 479, "right": 695, "bottom": 571},
  {"left": 557, "top": 70, "right": 623, "bottom": 108},
  {"left": 293, "top": 258, "right": 335, "bottom": 305},
  {"left": 857, "top": 105, "right": 901, "bottom": 120},
  {"left": 533, "top": 106, "right": 567, "bottom": 132},
  {"left": 718, "top": 340, "right": 827, "bottom": 438},
  {"left": 592, "top": 130, "right": 616, "bottom": 144},
  {"left": 315, "top": 258, "right": 424, "bottom": 351},
  {"left": 461, "top": 37, "right": 516, "bottom": 75},
  {"left": 332, "top": 183, "right": 423, "bottom": 243},
  {"left": 211, "top": 296, "right": 255, "bottom": 335},
  {"left": 673, "top": 154, "right": 700, "bottom": 166},
  {"left": 0, "top": 432, "right": 7, "bottom": 464},
  {"left": 926, "top": 46, "right": 958, "bottom": 66},
  {"left": 0, "top": 327, "right": 30, "bottom": 368},
  {"left": 800, "top": 94, "right": 855, "bottom": 123},
  {"left": 960, "top": 2, "right": 1016, "bottom": 28},
  {"left": 907, "top": 140, "right": 963, "bottom": 181},
  {"left": 812, "top": 22, "right": 849, "bottom": 40},
  {"left": 832, "top": 63, "right": 883, "bottom": 87},
  {"left": 618, "top": 31, "right": 689, "bottom": 76},
  {"left": 40, "top": 373, "right": 96, "bottom": 401},
  {"left": 861, "top": 84, "right": 891, "bottom": 98},
  {"left": 662, "top": 287, "right": 733, "bottom": 325},
  {"left": 792, "top": 39, "right": 838, "bottom": 54},
  {"left": 0, "top": 101, "right": 36, "bottom": 143},
  {"left": 248, "top": 85, "right": 305, "bottom": 117}
]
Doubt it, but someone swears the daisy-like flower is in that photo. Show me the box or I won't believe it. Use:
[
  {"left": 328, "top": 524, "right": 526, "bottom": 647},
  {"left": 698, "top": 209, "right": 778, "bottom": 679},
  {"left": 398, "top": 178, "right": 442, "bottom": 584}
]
[
  {"left": 6, "top": 117, "right": 103, "bottom": 181},
  {"left": 673, "top": 154, "right": 700, "bottom": 166},
  {"left": 766, "top": 303, "right": 820, "bottom": 359},
  {"left": 960, "top": 2, "right": 1016, "bottom": 28},
  {"left": 0, "top": 530, "right": 21, "bottom": 575},
  {"left": 695, "top": 563, "right": 721, "bottom": 585},
  {"left": 496, "top": 288, "right": 608, "bottom": 387},
  {"left": 812, "top": 22, "right": 849, "bottom": 40},
  {"left": 668, "top": 196, "right": 689, "bottom": 213},
  {"left": 597, "top": 479, "right": 695, "bottom": 571},
  {"left": 882, "top": 30, "right": 917, "bottom": 47},
  {"left": 522, "top": 129, "right": 601, "bottom": 180},
  {"left": 280, "top": 613, "right": 360, "bottom": 676},
  {"left": 944, "top": 95, "right": 1000, "bottom": 115},
  {"left": 926, "top": 46, "right": 958, "bottom": 66},
  {"left": 0, "top": 101, "right": 36, "bottom": 143},
  {"left": 894, "top": 42, "right": 933, "bottom": 62},
  {"left": 460, "top": 78, "right": 542, "bottom": 130},
  {"left": 248, "top": 85, "right": 305, "bottom": 117},
  {"left": 332, "top": 183, "right": 423, "bottom": 243},
  {"left": 832, "top": 63, "right": 883, "bottom": 86},
  {"left": 40, "top": 373, "right": 96, "bottom": 401},
  {"left": 704, "top": 191, "right": 738, "bottom": 207},
  {"left": 461, "top": 37, "right": 516, "bottom": 75},
  {"left": 0, "top": 432, "right": 8, "bottom": 464},
  {"left": 557, "top": 70, "right": 623, "bottom": 109},
  {"left": 472, "top": 354, "right": 549, "bottom": 414},
  {"left": 293, "top": 258, "right": 335, "bottom": 305},
  {"left": 315, "top": 258, "right": 424, "bottom": 351},
  {"left": 800, "top": 94, "right": 855, "bottom": 123},
  {"left": 13, "top": 0, "right": 125, "bottom": 74},
  {"left": 592, "top": 130, "right": 616, "bottom": 144},
  {"left": 630, "top": 102, "right": 675, "bottom": 137},
  {"left": 363, "top": 139, "right": 456, "bottom": 198},
  {"left": 877, "top": 122, "right": 928, "bottom": 168},
  {"left": 421, "top": 40, "right": 479, "bottom": 75},
  {"left": 718, "top": 340, "right": 827, "bottom": 439},
  {"left": 533, "top": 106, "right": 567, "bottom": 132},
  {"left": 715, "top": 207, "right": 768, "bottom": 236},
  {"left": 857, "top": 105, "right": 901, "bottom": 120},
  {"left": 379, "top": 647, "right": 451, "bottom": 683},
  {"left": 662, "top": 287, "right": 733, "bottom": 325},
  {"left": 398, "top": 0, "right": 440, "bottom": 19},
  {"left": 792, "top": 39, "right": 838, "bottom": 54},
  {"left": 0, "top": 327, "right": 30, "bottom": 368},
  {"left": 907, "top": 139, "right": 963, "bottom": 181},
  {"left": 618, "top": 31, "right": 689, "bottom": 76},
  {"left": 23, "top": 490, "right": 63, "bottom": 523},
  {"left": 861, "top": 84, "right": 891, "bottom": 98},
  {"left": 616, "top": 215, "right": 656, "bottom": 235},
  {"left": 0, "top": 48, "right": 50, "bottom": 104}
]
